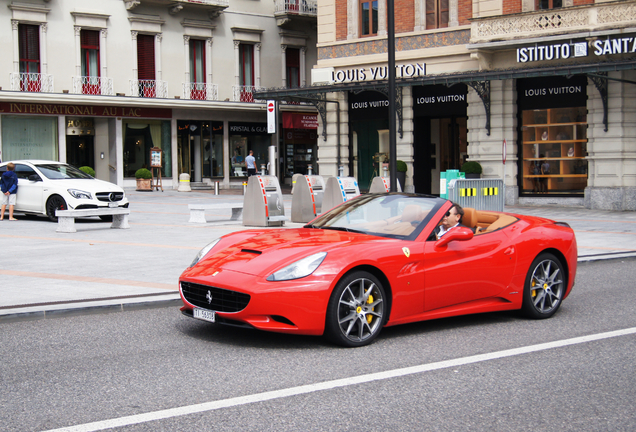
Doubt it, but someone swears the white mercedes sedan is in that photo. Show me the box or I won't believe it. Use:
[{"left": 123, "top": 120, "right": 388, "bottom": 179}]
[{"left": 0, "top": 160, "right": 129, "bottom": 221}]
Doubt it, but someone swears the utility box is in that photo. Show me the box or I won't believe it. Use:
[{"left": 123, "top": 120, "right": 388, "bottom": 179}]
[
  {"left": 368, "top": 176, "right": 402, "bottom": 193},
  {"left": 291, "top": 175, "right": 325, "bottom": 223},
  {"left": 322, "top": 177, "right": 360, "bottom": 212},
  {"left": 243, "top": 175, "right": 288, "bottom": 226}
]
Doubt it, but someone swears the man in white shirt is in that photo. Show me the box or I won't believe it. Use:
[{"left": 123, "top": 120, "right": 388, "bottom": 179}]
[
  {"left": 246, "top": 150, "right": 256, "bottom": 176},
  {"left": 434, "top": 204, "right": 466, "bottom": 239}
]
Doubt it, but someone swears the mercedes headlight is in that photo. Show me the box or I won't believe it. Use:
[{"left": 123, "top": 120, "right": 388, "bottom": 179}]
[
  {"left": 267, "top": 252, "right": 327, "bottom": 281},
  {"left": 68, "top": 189, "right": 92, "bottom": 200},
  {"left": 190, "top": 239, "right": 221, "bottom": 267}
]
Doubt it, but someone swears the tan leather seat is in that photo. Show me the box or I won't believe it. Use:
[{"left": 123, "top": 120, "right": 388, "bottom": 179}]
[
  {"left": 401, "top": 205, "right": 422, "bottom": 223},
  {"left": 462, "top": 207, "right": 477, "bottom": 229}
]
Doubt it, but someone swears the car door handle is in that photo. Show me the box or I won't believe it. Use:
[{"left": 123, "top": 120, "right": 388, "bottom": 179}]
[{"left": 504, "top": 247, "right": 515, "bottom": 255}]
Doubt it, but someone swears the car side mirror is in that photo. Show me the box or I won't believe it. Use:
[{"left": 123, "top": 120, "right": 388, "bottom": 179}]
[
  {"left": 435, "top": 227, "right": 474, "bottom": 248},
  {"left": 28, "top": 174, "right": 41, "bottom": 182}
]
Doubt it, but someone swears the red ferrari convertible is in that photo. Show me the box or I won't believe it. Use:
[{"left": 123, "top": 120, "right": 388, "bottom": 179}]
[{"left": 179, "top": 193, "right": 577, "bottom": 347}]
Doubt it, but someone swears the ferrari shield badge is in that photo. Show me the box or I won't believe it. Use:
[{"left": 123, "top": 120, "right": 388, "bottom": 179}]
[{"left": 402, "top": 247, "right": 410, "bottom": 258}]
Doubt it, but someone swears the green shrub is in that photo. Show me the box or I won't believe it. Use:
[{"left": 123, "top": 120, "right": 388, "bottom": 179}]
[
  {"left": 135, "top": 168, "right": 152, "bottom": 179},
  {"left": 461, "top": 161, "right": 482, "bottom": 175},
  {"left": 396, "top": 160, "right": 408, "bottom": 173},
  {"left": 79, "top": 166, "right": 95, "bottom": 177}
]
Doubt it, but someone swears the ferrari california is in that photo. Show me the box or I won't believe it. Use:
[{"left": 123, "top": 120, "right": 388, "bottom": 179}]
[
  {"left": 0, "top": 160, "right": 128, "bottom": 221},
  {"left": 179, "top": 193, "right": 577, "bottom": 347}
]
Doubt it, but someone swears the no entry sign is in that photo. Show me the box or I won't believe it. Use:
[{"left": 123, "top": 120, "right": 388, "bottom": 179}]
[{"left": 267, "top": 100, "right": 276, "bottom": 133}]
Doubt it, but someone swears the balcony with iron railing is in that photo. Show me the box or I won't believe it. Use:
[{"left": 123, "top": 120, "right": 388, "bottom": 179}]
[
  {"left": 470, "top": 1, "right": 636, "bottom": 45},
  {"left": 233, "top": 85, "right": 264, "bottom": 103},
  {"left": 125, "top": 0, "right": 229, "bottom": 17},
  {"left": 274, "top": 0, "right": 317, "bottom": 26},
  {"left": 182, "top": 82, "right": 219, "bottom": 100},
  {"left": 72, "top": 76, "right": 114, "bottom": 96},
  {"left": 130, "top": 79, "right": 169, "bottom": 98},
  {"left": 10, "top": 72, "right": 54, "bottom": 93}
]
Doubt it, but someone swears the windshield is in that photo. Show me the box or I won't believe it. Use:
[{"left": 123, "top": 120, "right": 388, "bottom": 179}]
[
  {"left": 308, "top": 193, "right": 445, "bottom": 240},
  {"left": 36, "top": 164, "right": 93, "bottom": 180}
]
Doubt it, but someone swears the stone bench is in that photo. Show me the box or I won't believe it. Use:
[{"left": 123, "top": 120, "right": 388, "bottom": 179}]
[
  {"left": 56, "top": 208, "right": 131, "bottom": 233},
  {"left": 188, "top": 203, "right": 243, "bottom": 223}
]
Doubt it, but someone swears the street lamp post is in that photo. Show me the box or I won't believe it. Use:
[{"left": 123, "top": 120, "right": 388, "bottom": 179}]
[{"left": 387, "top": 0, "right": 397, "bottom": 192}]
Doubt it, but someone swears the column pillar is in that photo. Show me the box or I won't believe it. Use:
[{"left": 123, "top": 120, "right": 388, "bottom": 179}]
[
  {"left": 40, "top": 23, "right": 48, "bottom": 75},
  {"left": 183, "top": 35, "right": 190, "bottom": 99},
  {"left": 74, "top": 26, "right": 82, "bottom": 77},
  {"left": 100, "top": 29, "right": 108, "bottom": 78},
  {"left": 281, "top": 45, "right": 287, "bottom": 88},
  {"left": 155, "top": 33, "right": 163, "bottom": 81},
  {"left": 131, "top": 31, "right": 138, "bottom": 80},
  {"left": 233, "top": 41, "right": 240, "bottom": 86},
  {"left": 300, "top": 47, "right": 306, "bottom": 87},
  {"left": 206, "top": 38, "right": 213, "bottom": 86},
  {"left": 255, "top": 43, "right": 261, "bottom": 88},
  {"left": 12, "top": 20, "right": 19, "bottom": 73},
  {"left": 58, "top": 116, "right": 66, "bottom": 163},
  {"left": 378, "top": 0, "right": 387, "bottom": 36}
]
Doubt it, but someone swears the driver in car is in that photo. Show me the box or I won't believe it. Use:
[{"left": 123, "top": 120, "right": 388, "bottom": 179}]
[{"left": 433, "top": 203, "right": 473, "bottom": 239}]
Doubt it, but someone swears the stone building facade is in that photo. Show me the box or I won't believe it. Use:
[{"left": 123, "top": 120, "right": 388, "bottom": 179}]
[
  {"left": 0, "top": 0, "right": 319, "bottom": 189},
  {"left": 260, "top": 0, "right": 636, "bottom": 210}
]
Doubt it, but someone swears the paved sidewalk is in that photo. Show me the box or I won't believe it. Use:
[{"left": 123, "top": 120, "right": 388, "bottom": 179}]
[{"left": 1, "top": 188, "right": 634, "bottom": 322}]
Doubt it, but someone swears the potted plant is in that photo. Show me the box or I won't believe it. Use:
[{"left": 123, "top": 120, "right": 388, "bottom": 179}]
[
  {"left": 461, "top": 161, "right": 482, "bottom": 179},
  {"left": 79, "top": 166, "right": 95, "bottom": 177},
  {"left": 396, "top": 160, "right": 408, "bottom": 190},
  {"left": 135, "top": 168, "right": 152, "bottom": 191}
]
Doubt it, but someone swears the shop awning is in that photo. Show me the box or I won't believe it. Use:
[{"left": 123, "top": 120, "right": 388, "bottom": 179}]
[{"left": 254, "top": 58, "right": 636, "bottom": 135}]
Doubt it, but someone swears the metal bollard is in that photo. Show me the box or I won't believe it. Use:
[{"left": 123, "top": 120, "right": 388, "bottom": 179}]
[
  {"left": 338, "top": 166, "right": 344, "bottom": 177},
  {"left": 243, "top": 182, "right": 248, "bottom": 195},
  {"left": 382, "top": 166, "right": 389, "bottom": 178},
  {"left": 214, "top": 181, "right": 219, "bottom": 195},
  {"left": 307, "top": 165, "right": 313, "bottom": 175},
  {"left": 260, "top": 164, "right": 267, "bottom": 176}
]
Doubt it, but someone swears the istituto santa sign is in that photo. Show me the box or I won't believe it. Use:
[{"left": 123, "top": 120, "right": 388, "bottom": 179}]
[{"left": 517, "top": 35, "right": 636, "bottom": 63}]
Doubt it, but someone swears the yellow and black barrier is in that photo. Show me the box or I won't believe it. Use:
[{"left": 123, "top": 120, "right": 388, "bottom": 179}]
[{"left": 447, "top": 178, "right": 505, "bottom": 211}]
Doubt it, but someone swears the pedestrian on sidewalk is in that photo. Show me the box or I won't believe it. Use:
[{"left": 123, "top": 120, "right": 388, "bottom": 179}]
[
  {"left": 1, "top": 162, "right": 19, "bottom": 221},
  {"left": 246, "top": 150, "right": 257, "bottom": 176}
]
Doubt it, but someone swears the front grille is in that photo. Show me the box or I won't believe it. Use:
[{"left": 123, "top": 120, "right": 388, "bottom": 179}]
[
  {"left": 96, "top": 192, "right": 125, "bottom": 202},
  {"left": 181, "top": 282, "right": 250, "bottom": 312}
]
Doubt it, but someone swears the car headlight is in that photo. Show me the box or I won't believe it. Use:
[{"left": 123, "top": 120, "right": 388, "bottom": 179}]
[
  {"left": 68, "top": 189, "right": 92, "bottom": 200},
  {"left": 190, "top": 239, "right": 221, "bottom": 267},
  {"left": 267, "top": 252, "right": 327, "bottom": 281}
]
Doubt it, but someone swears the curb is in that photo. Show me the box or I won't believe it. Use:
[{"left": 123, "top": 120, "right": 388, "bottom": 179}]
[{"left": 0, "top": 297, "right": 182, "bottom": 323}]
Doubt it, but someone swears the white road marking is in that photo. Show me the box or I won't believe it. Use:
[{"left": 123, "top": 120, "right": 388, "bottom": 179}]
[{"left": 44, "top": 327, "right": 636, "bottom": 432}]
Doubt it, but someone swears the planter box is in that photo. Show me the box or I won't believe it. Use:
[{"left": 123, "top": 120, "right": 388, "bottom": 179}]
[{"left": 136, "top": 178, "right": 152, "bottom": 191}]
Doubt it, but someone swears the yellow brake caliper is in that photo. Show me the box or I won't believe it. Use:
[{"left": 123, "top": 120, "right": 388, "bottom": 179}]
[
  {"left": 531, "top": 279, "right": 537, "bottom": 298},
  {"left": 366, "top": 294, "right": 374, "bottom": 324}
]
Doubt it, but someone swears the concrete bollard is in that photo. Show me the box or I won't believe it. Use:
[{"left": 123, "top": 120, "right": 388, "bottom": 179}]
[{"left": 178, "top": 173, "right": 191, "bottom": 192}]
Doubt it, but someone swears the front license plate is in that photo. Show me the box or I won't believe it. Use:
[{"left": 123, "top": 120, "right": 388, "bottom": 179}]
[
  {"left": 193, "top": 308, "right": 216, "bottom": 323},
  {"left": 108, "top": 202, "right": 118, "bottom": 208}
]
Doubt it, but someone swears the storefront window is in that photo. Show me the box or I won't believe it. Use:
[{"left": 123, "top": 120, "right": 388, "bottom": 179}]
[
  {"left": 202, "top": 122, "right": 223, "bottom": 177},
  {"left": 228, "top": 122, "right": 270, "bottom": 177},
  {"left": 284, "top": 129, "right": 317, "bottom": 176},
  {"left": 1, "top": 116, "right": 57, "bottom": 160},
  {"left": 123, "top": 119, "right": 171, "bottom": 177},
  {"left": 520, "top": 107, "right": 587, "bottom": 194}
]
